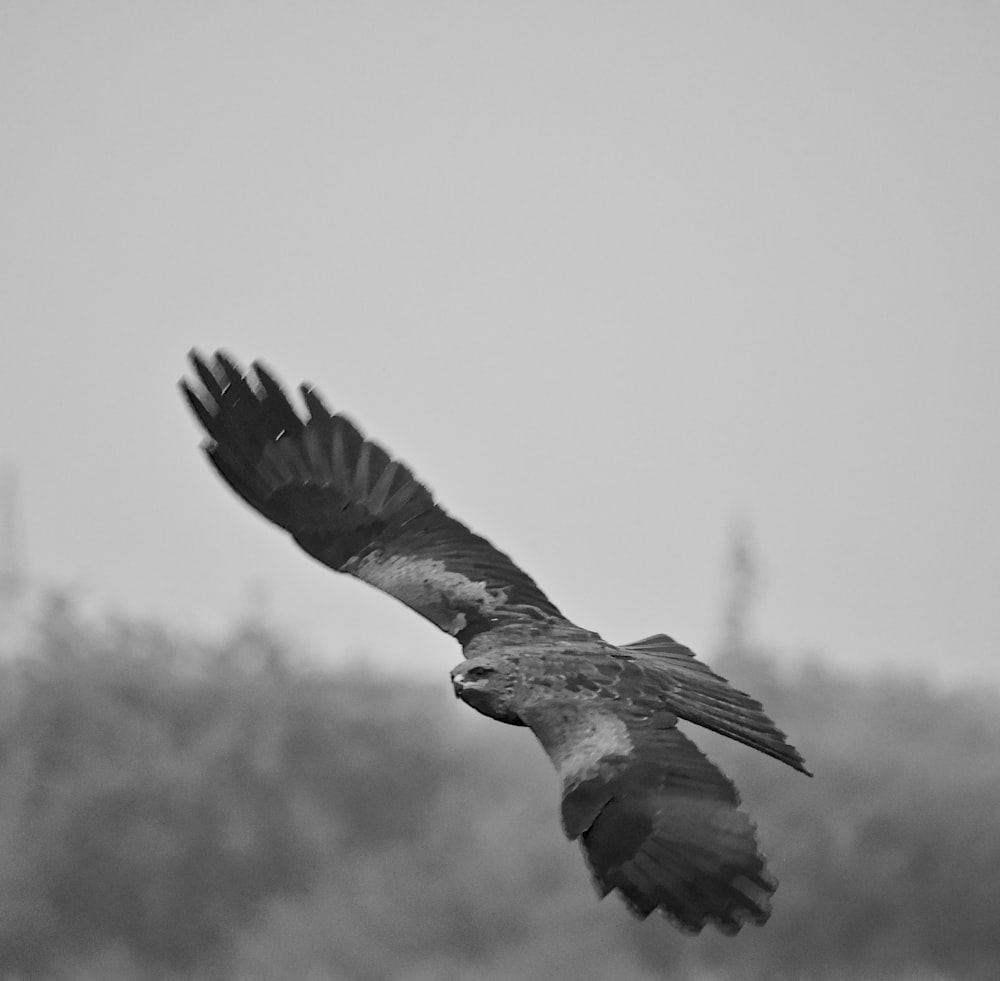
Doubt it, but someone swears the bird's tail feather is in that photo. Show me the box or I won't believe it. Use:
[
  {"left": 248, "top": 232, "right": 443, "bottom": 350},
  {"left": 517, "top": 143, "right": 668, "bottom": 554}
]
[{"left": 621, "top": 635, "right": 811, "bottom": 775}]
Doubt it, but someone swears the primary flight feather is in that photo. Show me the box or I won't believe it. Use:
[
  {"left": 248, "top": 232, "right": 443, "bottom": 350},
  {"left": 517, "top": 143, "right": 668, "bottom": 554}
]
[{"left": 181, "top": 350, "right": 810, "bottom": 935}]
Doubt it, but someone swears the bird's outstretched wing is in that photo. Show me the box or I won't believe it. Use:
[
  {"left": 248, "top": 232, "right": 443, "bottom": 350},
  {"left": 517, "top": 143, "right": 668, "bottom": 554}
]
[
  {"left": 521, "top": 695, "right": 775, "bottom": 933},
  {"left": 180, "top": 350, "right": 561, "bottom": 639},
  {"left": 621, "top": 634, "right": 811, "bottom": 775}
]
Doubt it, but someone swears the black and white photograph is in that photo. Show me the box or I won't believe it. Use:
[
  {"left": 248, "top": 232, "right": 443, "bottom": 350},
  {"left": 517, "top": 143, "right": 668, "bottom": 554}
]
[{"left": 1, "top": 3, "right": 997, "bottom": 979}]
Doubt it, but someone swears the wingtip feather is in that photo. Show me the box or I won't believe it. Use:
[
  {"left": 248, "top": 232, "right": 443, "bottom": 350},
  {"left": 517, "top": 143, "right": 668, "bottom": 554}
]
[
  {"left": 179, "top": 379, "right": 218, "bottom": 437},
  {"left": 300, "top": 384, "right": 334, "bottom": 423},
  {"left": 187, "top": 349, "right": 225, "bottom": 401}
]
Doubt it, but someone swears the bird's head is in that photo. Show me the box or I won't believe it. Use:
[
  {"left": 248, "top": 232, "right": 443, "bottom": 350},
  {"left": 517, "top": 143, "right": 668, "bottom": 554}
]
[{"left": 450, "top": 655, "right": 526, "bottom": 726}]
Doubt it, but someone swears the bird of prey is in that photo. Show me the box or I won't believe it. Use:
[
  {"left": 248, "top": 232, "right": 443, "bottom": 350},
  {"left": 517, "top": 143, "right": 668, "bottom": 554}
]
[{"left": 181, "top": 350, "right": 810, "bottom": 935}]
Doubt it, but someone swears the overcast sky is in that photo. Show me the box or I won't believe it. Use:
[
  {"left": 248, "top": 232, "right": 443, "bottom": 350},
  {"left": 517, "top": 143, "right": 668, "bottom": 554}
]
[{"left": 1, "top": 2, "right": 997, "bottom": 686}]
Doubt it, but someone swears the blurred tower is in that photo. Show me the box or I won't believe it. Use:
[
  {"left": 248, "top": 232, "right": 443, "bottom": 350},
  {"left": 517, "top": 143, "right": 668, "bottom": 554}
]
[
  {"left": 720, "top": 517, "right": 758, "bottom": 659},
  {"left": 0, "top": 464, "right": 25, "bottom": 608},
  {"left": 0, "top": 464, "right": 33, "bottom": 657}
]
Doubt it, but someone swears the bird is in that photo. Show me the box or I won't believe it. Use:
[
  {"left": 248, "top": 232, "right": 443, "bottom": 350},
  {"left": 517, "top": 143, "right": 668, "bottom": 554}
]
[{"left": 180, "top": 349, "right": 810, "bottom": 935}]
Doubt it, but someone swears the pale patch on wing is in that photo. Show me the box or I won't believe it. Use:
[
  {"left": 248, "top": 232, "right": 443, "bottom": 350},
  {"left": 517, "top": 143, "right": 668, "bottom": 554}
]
[
  {"left": 546, "top": 710, "right": 633, "bottom": 785},
  {"left": 344, "top": 551, "right": 510, "bottom": 635}
]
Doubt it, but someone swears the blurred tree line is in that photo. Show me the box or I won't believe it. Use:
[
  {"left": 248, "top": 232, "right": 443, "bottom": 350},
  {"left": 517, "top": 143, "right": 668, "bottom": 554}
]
[{"left": 0, "top": 597, "right": 998, "bottom": 980}]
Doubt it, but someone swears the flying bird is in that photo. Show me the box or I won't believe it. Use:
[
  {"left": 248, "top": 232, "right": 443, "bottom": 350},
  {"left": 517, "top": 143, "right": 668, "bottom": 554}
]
[{"left": 181, "top": 350, "right": 810, "bottom": 935}]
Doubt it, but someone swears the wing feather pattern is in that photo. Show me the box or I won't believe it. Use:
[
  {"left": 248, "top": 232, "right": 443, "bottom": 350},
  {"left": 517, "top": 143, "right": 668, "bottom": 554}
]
[
  {"left": 181, "top": 350, "right": 561, "bottom": 639},
  {"left": 521, "top": 697, "right": 775, "bottom": 933},
  {"left": 622, "top": 634, "right": 811, "bottom": 775}
]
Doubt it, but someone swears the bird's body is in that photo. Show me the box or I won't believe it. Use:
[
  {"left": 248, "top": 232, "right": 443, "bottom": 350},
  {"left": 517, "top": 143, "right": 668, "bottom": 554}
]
[{"left": 181, "top": 350, "right": 810, "bottom": 935}]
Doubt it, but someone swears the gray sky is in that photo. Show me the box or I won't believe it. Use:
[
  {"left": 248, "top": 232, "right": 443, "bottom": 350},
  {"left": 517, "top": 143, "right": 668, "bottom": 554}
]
[{"left": 1, "top": 2, "right": 997, "bottom": 685}]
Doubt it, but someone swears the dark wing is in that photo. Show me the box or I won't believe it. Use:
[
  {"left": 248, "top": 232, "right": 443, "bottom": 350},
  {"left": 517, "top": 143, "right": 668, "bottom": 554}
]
[
  {"left": 180, "top": 350, "right": 561, "bottom": 639},
  {"left": 520, "top": 693, "right": 774, "bottom": 934},
  {"left": 621, "top": 634, "right": 811, "bottom": 775}
]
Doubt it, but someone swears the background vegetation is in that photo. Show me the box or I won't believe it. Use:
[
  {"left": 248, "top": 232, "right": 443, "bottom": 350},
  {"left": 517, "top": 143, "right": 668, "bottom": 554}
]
[{"left": 0, "top": 597, "right": 997, "bottom": 980}]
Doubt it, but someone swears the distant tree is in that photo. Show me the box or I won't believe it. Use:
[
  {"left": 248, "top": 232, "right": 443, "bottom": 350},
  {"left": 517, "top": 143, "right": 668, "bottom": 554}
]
[
  {"left": 3, "top": 598, "right": 1000, "bottom": 980},
  {"left": 0, "top": 598, "right": 455, "bottom": 976}
]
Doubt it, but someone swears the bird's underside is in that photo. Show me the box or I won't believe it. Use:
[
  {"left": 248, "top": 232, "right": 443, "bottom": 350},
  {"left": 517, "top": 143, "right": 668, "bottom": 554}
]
[{"left": 181, "top": 349, "right": 810, "bottom": 935}]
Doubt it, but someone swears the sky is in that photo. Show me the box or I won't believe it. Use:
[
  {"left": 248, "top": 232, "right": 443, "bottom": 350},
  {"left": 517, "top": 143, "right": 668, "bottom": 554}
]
[{"left": 1, "top": 1, "right": 997, "bottom": 686}]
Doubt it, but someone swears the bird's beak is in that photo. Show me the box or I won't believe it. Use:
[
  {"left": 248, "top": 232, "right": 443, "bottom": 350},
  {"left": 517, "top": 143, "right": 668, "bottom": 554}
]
[{"left": 451, "top": 674, "right": 465, "bottom": 697}]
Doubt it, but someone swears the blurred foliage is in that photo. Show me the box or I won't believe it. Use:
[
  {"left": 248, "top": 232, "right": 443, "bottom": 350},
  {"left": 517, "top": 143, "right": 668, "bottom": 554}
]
[{"left": 0, "top": 597, "right": 998, "bottom": 980}]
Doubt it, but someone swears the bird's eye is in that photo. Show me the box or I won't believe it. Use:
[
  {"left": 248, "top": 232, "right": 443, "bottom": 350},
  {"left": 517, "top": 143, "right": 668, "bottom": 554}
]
[{"left": 466, "top": 666, "right": 494, "bottom": 680}]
